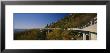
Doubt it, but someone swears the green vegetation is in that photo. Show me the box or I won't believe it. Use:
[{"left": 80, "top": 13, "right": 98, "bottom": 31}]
[
  {"left": 14, "top": 29, "right": 83, "bottom": 40},
  {"left": 14, "top": 29, "right": 46, "bottom": 40}
]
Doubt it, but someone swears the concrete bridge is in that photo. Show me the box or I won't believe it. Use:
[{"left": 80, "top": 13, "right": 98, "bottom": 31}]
[
  {"left": 67, "top": 17, "right": 97, "bottom": 40},
  {"left": 39, "top": 27, "right": 97, "bottom": 40}
]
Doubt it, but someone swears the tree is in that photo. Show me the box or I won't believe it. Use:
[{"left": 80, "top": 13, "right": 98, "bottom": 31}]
[
  {"left": 45, "top": 24, "right": 49, "bottom": 28},
  {"left": 47, "top": 29, "right": 63, "bottom": 40}
]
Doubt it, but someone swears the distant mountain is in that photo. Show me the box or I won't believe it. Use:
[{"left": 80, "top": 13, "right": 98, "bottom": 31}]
[
  {"left": 14, "top": 29, "right": 27, "bottom": 32},
  {"left": 45, "top": 13, "right": 97, "bottom": 29}
]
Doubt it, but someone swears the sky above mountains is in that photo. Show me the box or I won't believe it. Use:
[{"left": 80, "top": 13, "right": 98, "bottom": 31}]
[{"left": 14, "top": 13, "right": 69, "bottom": 29}]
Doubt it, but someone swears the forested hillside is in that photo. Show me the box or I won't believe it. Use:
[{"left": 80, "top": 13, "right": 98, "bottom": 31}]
[{"left": 45, "top": 13, "right": 97, "bottom": 29}]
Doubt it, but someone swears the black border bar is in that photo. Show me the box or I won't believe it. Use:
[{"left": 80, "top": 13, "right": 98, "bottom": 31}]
[
  {"left": 2, "top": 1, "right": 108, "bottom": 5},
  {"left": 1, "top": 1, "right": 5, "bottom": 52}
]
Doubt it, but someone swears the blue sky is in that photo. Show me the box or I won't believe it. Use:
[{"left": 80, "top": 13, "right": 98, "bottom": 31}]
[{"left": 13, "top": 13, "right": 70, "bottom": 29}]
